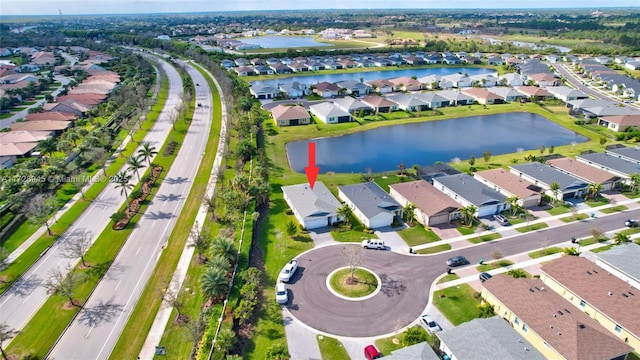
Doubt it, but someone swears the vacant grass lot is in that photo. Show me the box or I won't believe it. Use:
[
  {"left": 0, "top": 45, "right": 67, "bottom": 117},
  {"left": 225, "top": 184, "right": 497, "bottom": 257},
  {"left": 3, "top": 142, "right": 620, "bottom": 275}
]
[{"left": 433, "top": 284, "right": 481, "bottom": 326}]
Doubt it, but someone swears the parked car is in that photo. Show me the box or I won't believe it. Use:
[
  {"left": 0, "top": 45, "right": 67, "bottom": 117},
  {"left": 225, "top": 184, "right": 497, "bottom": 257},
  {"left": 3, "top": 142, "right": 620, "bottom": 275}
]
[
  {"left": 493, "top": 214, "right": 509, "bottom": 226},
  {"left": 278, "top": 259, "right": 298, "bottom": 282},
  {"left": 419, "top": 314, "right": 442, "bottom": 333},
  {"left": 275, "top": 282, "right": 288, "bottom": 304},
  {"left": 625, "top": 219, "right": 639, "bottom": 227},
  {"left": 446, "top": 256, "right": 468, "bottom": 267},
  {"left": 362, "top": 239, "right": 385, "bottom": 250},
  {"left": 479, "top": 272, "right": 493, "bottom": 282},
  {"left": 364, "top": 345, "right": 383, "bottom": 360}
]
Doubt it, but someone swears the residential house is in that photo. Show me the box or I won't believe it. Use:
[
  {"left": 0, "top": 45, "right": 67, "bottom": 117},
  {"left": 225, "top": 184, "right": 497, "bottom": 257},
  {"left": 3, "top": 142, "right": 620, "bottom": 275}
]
[
  {"left": 337, "top": 182, "right": 402, "bottom": 229},
  {"left": 416, "top": 163, "right": 461, "bottom": 183},
  {"left": 355, "top": 59, "right": 376, "bottom": 68},
  {"left": 499, "top": 73, "right": 525, "bottom": 87},
  {"left": 482, "top": 275, "right": 634, "bottom": 360},
  {"left": 279, "top": 81, "right": 309, "bottom": 99},
  {"left": 389, "top": 180, "right": 461, "bottom": 226},
  {"left": 433, "top": 173, "right": 508, "bottom": 217},
  {"left": 594, "top": 243, "right": 640, "bottom": 290},
  {"left": 253, "top": 65, "right": 274, "bottom": 75},
  {"left": 249, "top": 84, "right": 280, "bottom": 99},
  {"left": 441, "top": 73, "right": 472, "bottom": 88},
  {"left": 388, "top": 77, "right": 423, "bottom": 92},
  {"left": 0, "top": 130, "right": 52, "bottom": 144},
  {"left": 29, "top": 51, "right": 56, "bottom": 66},
  {"left": 42, "top": 100, "right": 90, "bottom": 116},
  {"left": 516, "top": 86, "right": 554, "bottom": 101},
  {"left": 470, "top": 73, "right": 498, "bottom": 87},
  {"left": 474, "top": 169, "right": 543, "bottom": 208},
  {"left": 577, "top": 152, "right": 640, "bottom": 181},
  {"left": 540, "top": 256, "right": 640, "bottom": 353},
  {"left": 625, "top": 61, "right": 640, "bottom": 71},
  {"left": 313, "top": 81, "right": 342, "bottom": 98},
  {"left": 527, "top": 73, "right": 559, "bottom": 87},
  {"left": 270, "top": 63, "right": 293, "bottom": 74},
  {"left": 234, "top": 66, "right": 256, "bottom": 76},
  {"left": 270, "top": 104, "right": 310, "bottom": 127},
  {"left": 234, "top": 58, "right": 249, "bottom": 67},
  {"left": 382, "top": 342, "right": 440, "bottom": 360},
  {"left": 595, "top": 56, "right": 613, "bottom": 65},
  {"left": 546, "top": 54, "right": 559, "bottom": 63},
  {"left": 404, "top": 56, "right": 426, "bottom": 66},
  {"left": 567, "top": 99, "right": 635, "bottom": 119},
  {"left": 510, "top": 162, "right": 588, "bottom": 201},
  {"left": 546, "top": 86, "right": 589, "bottom": 102},
  {"left": 437, "top": 316, "right": 546, "bottom": 360},
  {"left": 335, "top": 80, "right": 372, "bottom": 96},
  {"left": 462, "top": 88, "right": 503, "bottom": 105},
  {"left": 332, "top": 97, "right": 374, "bottom": 115},
  {"left": 489, "top": 87, "right": 526, "bottom": 102},
  {"left": 465, "top": 56, "right": 483, "bottom": 65},
  {"left": 412, "top": 92, "right": 450, "bottom": 109},
  {"left": 547, "top": 157, "right": 620, "bottom": 191},
  {"left": 487, "top": 57, "right": 504, "bottom": 66},
  {"left": 26, "top": 111, "right": 77, "bottom": 122},
  {"left": 9, "top": 120, "right": 71, "bottom": 135},
  {"left": 606, "top": 145, "right": 640, "bottom": 165},
  {"left": 436, "top": 90, "right": 475, "bottom": 105},
  {"left": 418, "top": 75, "right": 442, "bottom": 90},
  {"left": 281, "top": 182, "right": 343, "bottom": 230},
  {"left": 309, "top": 102, "right": 352, "bottom": 124},
  {"left": 386, "top": 93, "right": 428, "bottom": 112},
  {"left": 366, "top": 79, "right": 394, "bottom": 94},
  {"left": 361, "top": 95, "right": 399, "bottom": 114},
  {"left": 0, "top": 142, "right": 39, "bottom": 167},
  {"left": 598, "top": 114, "right": 640, "bottom": 132}
]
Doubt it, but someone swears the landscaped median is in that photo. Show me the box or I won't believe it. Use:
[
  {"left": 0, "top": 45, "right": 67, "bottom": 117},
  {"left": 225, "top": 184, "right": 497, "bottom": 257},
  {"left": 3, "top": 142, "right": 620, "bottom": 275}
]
[{"left": 5, "top": 71, "right": 193, "bottom": 359}]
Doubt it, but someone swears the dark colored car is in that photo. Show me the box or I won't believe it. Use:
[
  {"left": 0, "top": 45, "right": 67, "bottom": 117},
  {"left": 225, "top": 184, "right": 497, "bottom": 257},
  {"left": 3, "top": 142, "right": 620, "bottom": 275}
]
[
  {"left": 364, "top": 345, "right": 382, "bottom": 360},
  {"left": 446, "top": 256, "right": 469, "bottom": 267},
  {"left": 625, "top": 219, "right": 639, "bottom": 227},
  {"left": 479, "top": 272, "right": 493, "bottom": 282}
]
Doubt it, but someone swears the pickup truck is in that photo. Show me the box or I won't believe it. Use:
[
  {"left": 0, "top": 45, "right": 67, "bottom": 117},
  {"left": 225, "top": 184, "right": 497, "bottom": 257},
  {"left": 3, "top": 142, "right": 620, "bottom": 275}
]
[{"left": 278, "top": 260, "right": 298, "bottom": 282}]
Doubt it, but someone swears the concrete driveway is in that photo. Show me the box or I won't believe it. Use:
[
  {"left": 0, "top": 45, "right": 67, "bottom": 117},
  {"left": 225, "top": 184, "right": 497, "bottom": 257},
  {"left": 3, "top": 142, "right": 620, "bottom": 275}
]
[{"left": 374, "top": 226, "right": 409, "bottom": 253}]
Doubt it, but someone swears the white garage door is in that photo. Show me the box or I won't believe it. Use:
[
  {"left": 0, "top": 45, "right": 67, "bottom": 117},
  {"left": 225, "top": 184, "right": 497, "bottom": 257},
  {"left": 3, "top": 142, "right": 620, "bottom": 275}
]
[{"left": 304, "top": 217, "right": 328, "bottom": 230}]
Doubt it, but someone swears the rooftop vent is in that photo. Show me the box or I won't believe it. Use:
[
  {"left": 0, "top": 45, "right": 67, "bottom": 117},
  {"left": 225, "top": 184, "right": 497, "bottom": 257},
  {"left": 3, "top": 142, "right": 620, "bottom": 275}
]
[
  {"left": 629, "top": 291, "right": 635, "bottom": 296},
  {"left": 579, "top": 324, "right": 586, "bottom": 329},
  {"left": 608, "top": 291, "right": 613, "bottom": 296},
  {"left": 564, "top": 308, "right": 571, "bottom": 313},
  {"left": 593, "top": 269, "right": 598, "bottom": 273},
  {"left": 623, "top": 293, "right": 629, "bottom": 298},
  {"left": 529, "top": 288, "right": 535, "bottom": 293},
  {"left": 557, "top": 310, "right": 564, "bottom": 316},
  {"left": 587, "top": 271, "right": 592, "bottom": 275}
]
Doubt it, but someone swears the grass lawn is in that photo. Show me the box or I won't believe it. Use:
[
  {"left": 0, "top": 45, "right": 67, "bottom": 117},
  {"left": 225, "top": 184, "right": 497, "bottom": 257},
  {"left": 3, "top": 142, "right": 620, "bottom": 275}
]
[
  {"left": 398, "top": 225, "right": 441, "bottom": 247},
  {"left": 457, "top": 223, "right": 477, "bottom": 236},
  {"left": 317, "top": 335, "right": 350, "bottom": 360},
  {"left": 600, "top": 205, "right": 628, "bottom": 214},
  {"left": 374, "top": 326, "right": 431, "bottom": 356},
  {"left": 432, "top": 284, "right": 481, "bottom": 326},
  {"left": 560, "top": 213, "right": 589, "bottom": 223},
  {"left": 477, "top": 260, "right": 514, "bottom": 272},
  {"left": 585, "top": 196, "right": 609, "bottom": 207},
  {"left": 437, "top": 273, "right": 460, "bottom": 284},
  {"left": 516, "top": 222, "right": 548, "bottom": 233},
  {"left": 590, "top": 244, "right": 615, "bottom": 253},
  {"left": 373, "top": 174, "right": 413, "bottom": 192},
  {"left": 546, "top": 204, "right": 572, "bottom": 215},
  {"left": 416, "top": 243, "right": 452, "bottom": 254},
  {"left": 329, "top": 268, "right": 378, "bottom": 298},
  {"left": 330, "top": 214, "right": 378, "bottom": 242},
  {"left": 528, "top": 247, "right": 562, "bottom": 259},
  {"left": 468, "top": 233, "right": 501, "bottom": 244}
]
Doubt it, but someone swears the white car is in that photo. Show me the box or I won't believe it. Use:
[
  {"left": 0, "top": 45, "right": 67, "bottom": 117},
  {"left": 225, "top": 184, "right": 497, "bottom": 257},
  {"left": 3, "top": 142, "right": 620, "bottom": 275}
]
[
  {"left": 420, "top": 314, "right": 442, "bottom": 333},
  {"left": 276, "top": 282, "right": 288, "bottom": 304},
  {"left": 279, "top": 260, "right": 298, "bottom": 282},
  {"left": 362, "top": 239, "right": 385, "bottom": 250}
]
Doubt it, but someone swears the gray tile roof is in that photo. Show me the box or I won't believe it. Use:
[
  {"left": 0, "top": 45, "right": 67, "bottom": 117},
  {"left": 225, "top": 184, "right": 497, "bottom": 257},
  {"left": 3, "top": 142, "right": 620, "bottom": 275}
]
[
  {"left": 596, "top": 243, "right": 640, "bottom": 284},
  {"left": 412, "top": 92, "right": 449, "bottom": 105},
  {"left": 606, "top": 145, "right": 640, "bottom": 164},
  {"left": 383, "top": 341, "right": 440, "bottom": 360},
  {"left": 436, "top": 317, "right": 546, "bottom": 360},
  {"left": 578, "top": 152, "right": 640, "bottom": 177},
  {"left": 490, "top": 87, "right": 526, "bottom": 99},
  {"left": 510, "top": 162, "right": 588, "bottom": 191},
  {"left": 338, "top": 182, "right": 401, "bottom": 219},
  {"left": 332, "top": 97, "right": 372, "bottom": 113},
  {"left": 281, "top": 182, "right": 341, "bottom": 220},
  {"left": 435, "top": 173, "right": 507, "bottom": 207},
  {"left": 386, "top": 93, "right": 427, "bottom": 108},
  {"left": 436, "top": 90, "right": 475, "bottom": 103}
]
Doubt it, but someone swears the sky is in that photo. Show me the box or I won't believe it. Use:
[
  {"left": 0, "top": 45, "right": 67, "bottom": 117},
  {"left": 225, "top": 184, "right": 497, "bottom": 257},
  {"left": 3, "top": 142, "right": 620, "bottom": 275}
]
[{"left": 1, "top": 0, "right": 639, "bottom": 16}]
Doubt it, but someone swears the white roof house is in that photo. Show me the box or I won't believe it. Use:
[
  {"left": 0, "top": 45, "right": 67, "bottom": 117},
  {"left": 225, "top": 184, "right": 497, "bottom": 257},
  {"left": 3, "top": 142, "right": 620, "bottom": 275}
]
[
  {"left": 281, "top": 182, "right": 343, "bottom": 230},
  {"left": 309, "top": 102, "right": 352, "bottom": 124}
]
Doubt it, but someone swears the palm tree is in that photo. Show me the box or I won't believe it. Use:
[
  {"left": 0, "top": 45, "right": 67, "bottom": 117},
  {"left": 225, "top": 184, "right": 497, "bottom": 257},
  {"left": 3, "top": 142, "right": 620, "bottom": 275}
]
[
  {"left": 215, "top": 327, "right": 237, "bottom": 355},
  {"left": 337, "top": 205, "right": 352, "bottom": 226},
  {"left": 613, "top": 232, "right": 631, "bottom": 245},
  {"left": 38, "top": 137, "right": 57, "bottom": 159},
  {"left": 112, "top": 171, "right": 133, "bottom": 211},
  {"left": 586, "top": 183, "right": 603, "bottom": 201},
  {"left": 201, "top": 266, "right": 228, "bottom": 300},
  {"left": 211, "top": 236, "right": 236, "bottom": 264},
  {"left": 126, "top": 156, "right": 144, "bottom": 183},
  {"left": 403, "top": 202, "right": 416, "bottom": 225},
  {"left": 137, "top": 141, "right": 158, "bottom": 167},
  {"left": 549, "top": 182, "right": 561, "bottom": 204},
  {"left": 209, "top": 254, "right": 231, "bottom": 273},
  {"left": 506, "top": 196, "right": 520, "bottom": 217},
  {"left": 460, "top": 205, "right": 477, "bottom": 226}
]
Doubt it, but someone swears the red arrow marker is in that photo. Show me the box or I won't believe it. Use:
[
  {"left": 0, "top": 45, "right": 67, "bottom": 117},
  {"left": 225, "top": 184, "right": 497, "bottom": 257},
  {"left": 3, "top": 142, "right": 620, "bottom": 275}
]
[{"left": 304, "top": 142, "right": 320, "bottom": 189}]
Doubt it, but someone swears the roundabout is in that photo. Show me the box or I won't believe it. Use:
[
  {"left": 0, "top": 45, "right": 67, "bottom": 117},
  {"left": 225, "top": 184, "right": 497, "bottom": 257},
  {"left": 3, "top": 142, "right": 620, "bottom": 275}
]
[{"left": 326, "top": 267, "right": 381, "bottom": 301}]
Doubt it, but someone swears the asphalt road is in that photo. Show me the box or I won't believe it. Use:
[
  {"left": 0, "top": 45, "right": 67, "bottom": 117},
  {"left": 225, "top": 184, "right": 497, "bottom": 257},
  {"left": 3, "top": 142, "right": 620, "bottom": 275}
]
[
  {"left": 0, "top": 57, "right": 182, "bottom": 338},
  {"left": 287, "top": 209, "right": 639, "bottom": 337},
  {"left": 48, "top": 61, "right": 213, "bottom": 359}
]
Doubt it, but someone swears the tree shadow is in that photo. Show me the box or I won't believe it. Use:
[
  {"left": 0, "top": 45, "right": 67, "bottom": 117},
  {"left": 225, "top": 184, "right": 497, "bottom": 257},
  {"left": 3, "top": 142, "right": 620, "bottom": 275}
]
[
  {"left": 144, "top": 211, "right": 175, "bottom": 220},
  {"left": 156, "top": 193, "right": 182, "bottom": 202},
  {"left": 77, "top": 299, "right": 124, "bottom": 327},
  {"left": 92, "top": 196, "right": 119, "bottom": 210},
  {"left": 378, "top": 274, "right": 406, "bottom": 298},
  {"left": 164, "top": 176, "right": 189, "bottom": 184},
  {"left": 10, "top": 274, "right": 42, "bottom": 298},
  {"left": 102, "top": 261, "right": 128, "bottom": 281}
]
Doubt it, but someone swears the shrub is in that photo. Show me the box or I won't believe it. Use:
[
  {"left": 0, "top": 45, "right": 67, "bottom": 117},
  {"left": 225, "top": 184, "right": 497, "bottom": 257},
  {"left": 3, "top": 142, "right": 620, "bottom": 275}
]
[
  {"left": 110, "top": 211, "right": 125, "bottom": 222},
  {"left": 130, "top": 189, "right": 143, "bottom": 199},
  {"left": 265, "top": 343, "right": 289, "bottom": 360},
  {"left": 141, "top": 174, "right": 151, "bottom": 183},
  {"left": 285, "top": 208, "right": 293, "bottom": 215}
]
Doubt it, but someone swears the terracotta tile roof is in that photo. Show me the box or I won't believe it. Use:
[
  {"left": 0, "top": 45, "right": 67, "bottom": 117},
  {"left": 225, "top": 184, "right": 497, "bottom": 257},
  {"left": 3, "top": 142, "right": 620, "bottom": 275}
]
[
  {"left": 528, "top": 73, "right": 557, "bottom": 82},
  {"left": 462, "top": 88, "right": 501, "bottom": 101},
  {"left": 270, "top": 104, "right": 309, "bottom": 121},
  {"left": 26, "top": 112, "right": 77, "bottom": 121},
  {"left": 389, "top": 180, "right": 460, "bottom": 216},
  {"left": 0, "top": 142, "right": 38, "bottom": 156},
  {"left": 313, "top": 81, "right": 341, "bottom": 92},
  {"left": 56, "top": 93, "right": 106, "bottom": 105},
  {"left": 483, "top": 275, "right": 634, "bottom": 360},
  {"left": 516, "top": 86, "right": 553, "bottom": 97},
  {"left": 10, "top": 120, "right": 71, "bottom": 132},
  {"left": 547, "top": 157, "right": 619, "bottom": 184},
  {"left": 0, "top": 130, "right": 51, "bottom": 143},
  {"left": 541, "top": 256, "right": 640, "bottom": 338},
  {"left": 474, "top": 168, "right": 542, "bottom": 199},
  {"left": 361, "top": 94, "right": 396, "bottom": 108},
  {"left": 600, "top": 114, "right": 640, "bottom": 127}
]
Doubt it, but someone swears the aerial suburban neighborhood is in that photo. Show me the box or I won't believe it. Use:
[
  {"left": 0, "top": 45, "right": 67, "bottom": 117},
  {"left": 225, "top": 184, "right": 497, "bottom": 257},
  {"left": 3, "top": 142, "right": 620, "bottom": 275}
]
[{"left": 1, "top": 3, "right": 640, "bottom": 360}]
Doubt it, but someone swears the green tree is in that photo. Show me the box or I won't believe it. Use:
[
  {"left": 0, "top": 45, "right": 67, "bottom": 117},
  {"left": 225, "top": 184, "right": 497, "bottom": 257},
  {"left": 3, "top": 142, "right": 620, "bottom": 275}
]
[
  {"left": 482, "top": 150, "right": 491, "bottom": 163},
  {"left": 137, "top": 141, "right": 158, "bottom": 167},
  {"left": 209, "top": 254, "right": 231, "bottom": 273},
  {"left": 285, "top": 220, "right": 297, "bottom": 239},
  {"left": 613, "top": 232, "right": 631, "bottom": 245},
  {"left": 23, "top": 193, "right": 56, "bottom": 235},
  {"left": 215, "top": 327, "right": 236, "bottom": 355},
  {"left": 265, "top": 343, "right": 289, "bottom": 360},
  {"left": 468, "top": 155, "right": 476, "bottom": 167},
  {"left": 506, "top": 196, "right": 520, "bottom": 217},
  {"left": 189, "top": 224, "right": 211, "bottom": 262},
  {"left": 563, "top": 247, "right": 581, "bottom": 256},
  {"left": 338, "top": 204, "right": 352, "bottom": 226},
  {"left": 403, "top": 202, "right": 416, "bottom": 225},
  {"left": 201, "top": 266, "right": 228, "bottom": 300},
  {"left": 630, "top": 173, "right": 640, "bottom": 194},
  {"left": 586, "top": 183, "right": 603, "bottom": 201},
  {"left": 539, "top": 144, "right": 546, "bottom": 154},
  {"left": 112, "top": 171, "right": 133, "bottom": 211},
  {"left": 402, "top": 326, "right": 427, "bottom": 346},
  {"left": 211, "top": 236, "right": 236, "bottom": 264},
  {"left": 600, "top": 136, "right": 607, "bottom": 147},
  {"left": 478, "top": 303, "right": 495, "bottom": 318},
  {"left": 38, "top": 137, "right": 57, "bottom": 158},
  {"left": 549, "top": 182, "right": 561, "bottom": 204},
  {"left": 548, "top": 144, "right": 554, "bottom": 154},
  {"left": 460, "top": 205, "right": 477, "bottom": 226},
  {"left": 126, "top": 155, "right": 145, "bottom": 183}
]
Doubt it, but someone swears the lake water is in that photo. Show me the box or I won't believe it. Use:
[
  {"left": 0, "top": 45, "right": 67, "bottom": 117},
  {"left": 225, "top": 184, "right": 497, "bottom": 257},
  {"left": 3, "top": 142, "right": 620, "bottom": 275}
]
[
  {"left": 251, "top": 67, "right": 496, "bottom": 88},
  {"left": 238, "top": 36, "right": 331, "bottom": 49},
  {"left": 286, "top": 113, "right": 588, "bottom": 173}
]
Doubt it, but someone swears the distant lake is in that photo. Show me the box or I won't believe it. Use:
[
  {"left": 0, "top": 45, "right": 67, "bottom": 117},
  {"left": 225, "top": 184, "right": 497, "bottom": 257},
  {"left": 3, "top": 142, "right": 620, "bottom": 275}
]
[
  {"left": 251, "top": 67, "right": 496, "bottom": 88},
  {"left": 237, "top": 36, "right": 331, "bottom": 49},
  {"left": 286, "top": 113, "right": 588, "bottom": 173}
]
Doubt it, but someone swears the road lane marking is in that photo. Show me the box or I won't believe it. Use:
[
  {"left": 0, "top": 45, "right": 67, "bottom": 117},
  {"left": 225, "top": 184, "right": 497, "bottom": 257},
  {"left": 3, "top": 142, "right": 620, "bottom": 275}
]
[
  {"left": 114, "top": 280, "right": 122, "bottom": 291},
  {"left": 135, "top": 247, "right": 142, "bottom": 255}
]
